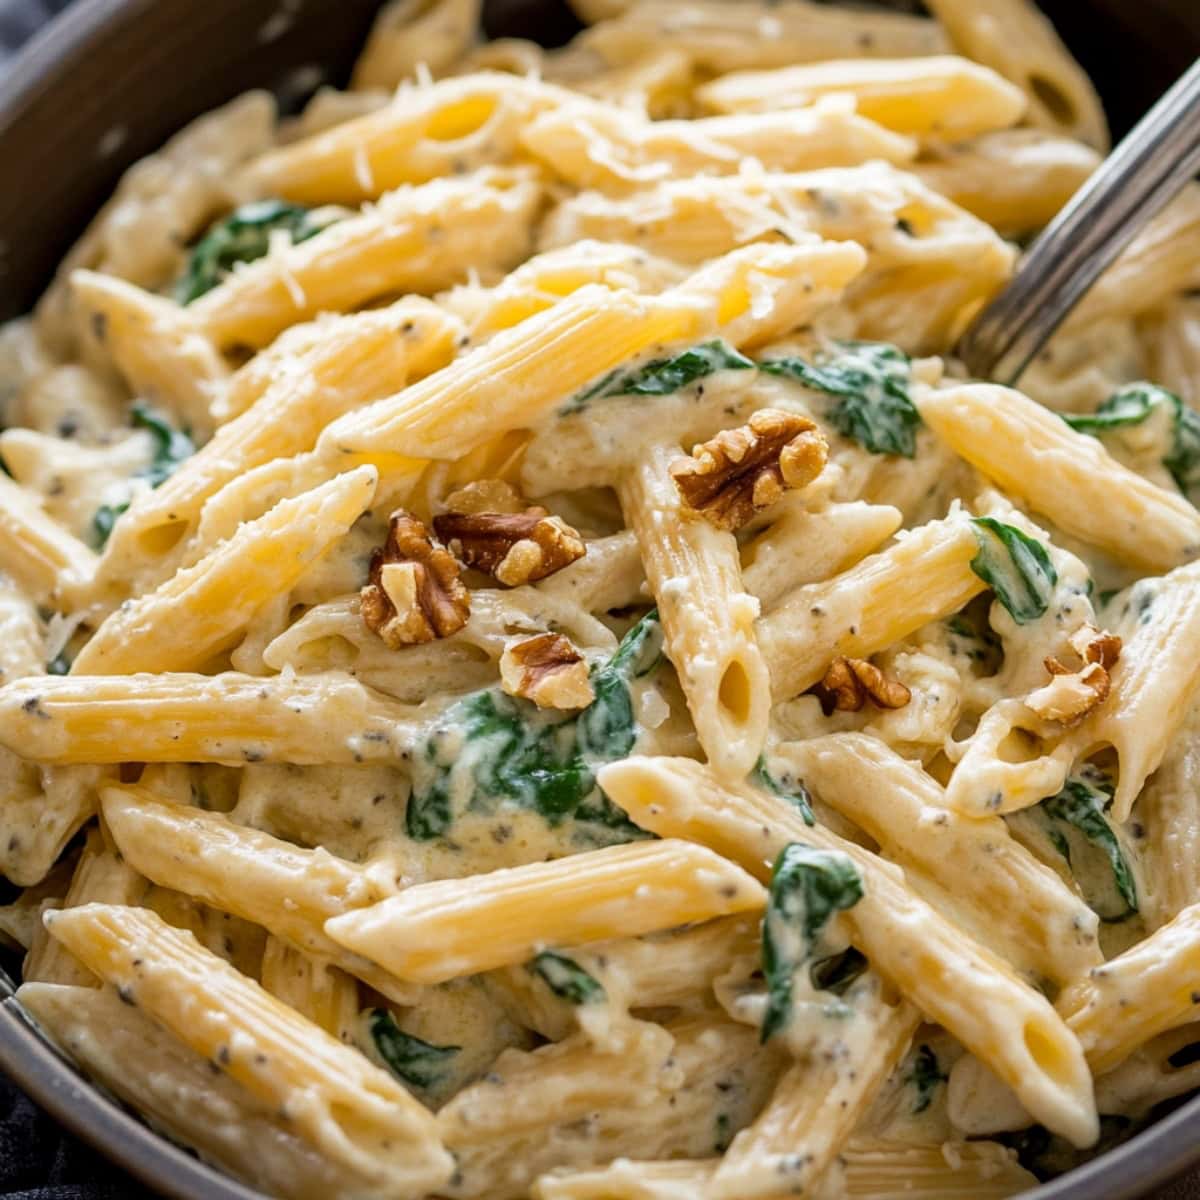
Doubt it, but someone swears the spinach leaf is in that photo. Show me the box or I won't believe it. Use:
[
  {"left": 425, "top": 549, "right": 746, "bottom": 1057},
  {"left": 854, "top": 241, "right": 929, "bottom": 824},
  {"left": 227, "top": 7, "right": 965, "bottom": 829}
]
[
  {"left": 531, "top": 951, "right": 606, "bottom": 1004},
  {"left": 969, "top": 517, "right": 1057, "bottom": 625},
  {"left": 131, "top": 402, "right": 195, "bottom": 486},
  {"left": 761, "top": 841, "right": 864, "bottom": 1043},
  {"left": 1164, "top": 395, "right": 1200, "bottom": 500},
  {"left": 1028, "top": 768, "right": 1137, "bottom": 922},
  {"left": 175, "top": 200, "right": 339, "bottom": 304},
  {"left": 1062, "top": 384, "right": 1164, "bottom": 433},
  {"left": 754, "top": 756, "right": 815, "bottom": 826},
  {"left": 759, "top": 341, "right": 918, "bottom": 457},
  {"left": 1064, "top": 383, "right": 1200, "bottom": 501},
  {"left": 92, "top": 503, "right": 130, "bottom": 548},
  {"left": 562, "top": 341, "right": 754, "bottom": 414},
  {"left": 91, "top": 404, "right": 195, "bottom": 548},
  {"left": 904, "top": 1044, "right": 948, "bottom": 1113},
  {"left": 407, "top": 612, "right": 663, "bottom": 841},
  {"left": 368, "top": 1009, "right": 459, "bottom": 1091}
]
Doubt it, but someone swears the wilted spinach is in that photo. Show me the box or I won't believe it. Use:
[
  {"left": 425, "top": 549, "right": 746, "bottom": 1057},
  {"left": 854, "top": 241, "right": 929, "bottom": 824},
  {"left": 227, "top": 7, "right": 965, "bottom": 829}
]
[
  {"left": 759, "top": 341, "right": 919, "bottom": 457},
  {"left": 761, "top": 841, "right": 864, "bottom": 1043},
  {"left": 968, "top": 517, "right": 1057, "bottom": 625},
  {"left": 1020, "top": 768, "right": 1137, "bottom": 922},
  {"left": 368, "top": 1009, "right": 459, "bottom": 1091},
  {"left": 754, "top": 756, "right": 815, "bottom": 826},
  {"left": 407, "top": 611, "right": 663, "bottom": 841},
  {"left": 562, "top": 340, "right": 755, "bottom": 415},
  {"left": 1064, "top": 382, "right": 1200, "bottom": 501},
  {"left": 904, "top": 1043, "right": 948, "bottom": 1113},
  {"left": 531, "top": 951, "right": 606, "bottom": 1005},
  {"left": 91, "top": 402, "right": 195, "bottom": 548},
  {"left": 174, "top": 200, "right": 340, "bottom": 304}
]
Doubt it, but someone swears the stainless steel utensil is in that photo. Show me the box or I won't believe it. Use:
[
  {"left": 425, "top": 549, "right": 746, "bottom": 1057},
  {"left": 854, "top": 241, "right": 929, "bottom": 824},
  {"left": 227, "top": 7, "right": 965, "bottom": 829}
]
[{"left": 959, "top": 56, "right": 1200, "bottom": 384}]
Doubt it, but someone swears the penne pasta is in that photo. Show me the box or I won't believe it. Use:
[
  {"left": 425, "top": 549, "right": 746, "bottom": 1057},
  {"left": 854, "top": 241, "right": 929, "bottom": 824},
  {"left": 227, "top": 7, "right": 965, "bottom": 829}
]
[
  {"left": 759, "top": 510, "right": 986, "bottom": 700},
  {"left": 325, "top": 840, "right": 766, "bottom": 984},
  {"left": 43, "top": 903, "right": 454, "bottom": 1195},
  {"left": 698, "top": 56, "right": 1027, "bottom": 140},
  {"left": 0, "top": 670, "right": 419, "bottom": 766},
  {"left": 599, "top": 756, "right": 1099, "bottom": 1147},
  {"left": 779, "top": 733, "right": 1102, "bottom": 985},
  {"left": 917, "top": 383, "right": 1200, "bottom": 572},
  {"left": 191, "top": 168, "right": 541, "bottom": 349},
  {"left": 619, "top": 442, "right": 770, "bottom": 778},
  {"left": 74, "top": 468, "right": 377, "bottom": 675}
]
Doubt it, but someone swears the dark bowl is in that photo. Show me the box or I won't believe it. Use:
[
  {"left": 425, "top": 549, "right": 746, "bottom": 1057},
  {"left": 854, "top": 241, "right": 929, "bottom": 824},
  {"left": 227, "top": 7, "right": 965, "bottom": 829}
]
[{"left": 1, "top": 1, "right": 1200, "bottom": 1197}]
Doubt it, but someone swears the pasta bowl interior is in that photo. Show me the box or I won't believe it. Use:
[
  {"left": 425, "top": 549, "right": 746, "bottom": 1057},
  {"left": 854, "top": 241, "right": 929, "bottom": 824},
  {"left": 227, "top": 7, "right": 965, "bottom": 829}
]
[{"left": 2, "top": 1, "right": 1200, "bottom": 1198}]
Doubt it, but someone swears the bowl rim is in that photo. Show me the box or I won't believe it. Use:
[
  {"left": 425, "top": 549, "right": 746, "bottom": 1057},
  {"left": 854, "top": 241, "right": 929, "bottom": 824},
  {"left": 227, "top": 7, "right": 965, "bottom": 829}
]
[{"left": 2, "top": 3, "right": 1200, "bottom": 1199}]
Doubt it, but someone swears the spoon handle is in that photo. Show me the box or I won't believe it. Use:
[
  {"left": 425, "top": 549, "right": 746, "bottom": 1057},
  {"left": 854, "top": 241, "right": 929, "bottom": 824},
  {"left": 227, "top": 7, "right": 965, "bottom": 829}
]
[{"left": 958, "top": 56, "right": 1200, "bottom": 386}]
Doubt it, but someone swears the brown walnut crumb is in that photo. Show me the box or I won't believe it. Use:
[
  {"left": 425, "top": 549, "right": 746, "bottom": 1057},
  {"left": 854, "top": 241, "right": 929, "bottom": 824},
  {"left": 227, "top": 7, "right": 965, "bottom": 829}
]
[
  {"left": 670, "top": 408, "right": 828, "bottom": 531},
  {"left": 500, "top": 633, "right": 595, "bottom": 710},
  {"left": 433, "top": 508, "right": 585, "bottom": 586},
  {"left": 1027, "top": 623, "right": 1122, "bottom": 725},
  {"left": 812, "top": 655, "right": 911, "bottom": 715},
  {"left": 361, "top": 510, "right": 470, "bottom": 648}
]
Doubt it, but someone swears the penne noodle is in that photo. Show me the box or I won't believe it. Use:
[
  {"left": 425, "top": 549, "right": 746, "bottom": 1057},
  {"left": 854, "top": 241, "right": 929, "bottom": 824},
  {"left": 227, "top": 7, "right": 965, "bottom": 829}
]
[
  {"left": 599, "top": 756, "right": 1099, "bottom": 1148},
  {"left": 759, "top": 510, "right": 986, "bottom": 701},
  {"left": 43, "top": 903, "right": 454, "bottom": 1195},
  {"left": 325, "top": 840, "right": 766, "bottom": 984},
  {"left": 620, "top": 442, "right": 770, "bottom": 778},
  {"left": 697, "top": 56, "right": 1027, "bottom": 140},
  {"left": 0, "top": 670, "right": 419, "bottom": 765}
]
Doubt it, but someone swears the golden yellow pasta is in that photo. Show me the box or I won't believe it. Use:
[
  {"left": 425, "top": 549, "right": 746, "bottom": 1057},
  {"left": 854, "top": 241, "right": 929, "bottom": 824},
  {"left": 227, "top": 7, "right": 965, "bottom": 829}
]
[{"left": 0, "top": 8, "right": 1196, "bottom": 1198}]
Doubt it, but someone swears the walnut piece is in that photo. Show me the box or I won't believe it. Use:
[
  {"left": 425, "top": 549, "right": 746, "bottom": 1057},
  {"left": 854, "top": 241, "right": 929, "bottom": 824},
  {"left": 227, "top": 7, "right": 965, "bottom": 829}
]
[
  {"left": 434, "top": 508, "right": 586, "bottom": 587},
  {"left": 500, "top": 633, "right": 595, "bottom": 710},
  {"left": 813, "top": 656, "right": 911, "bottom": 715},
  {"left": 1027, "top": 623, "right": 1122, "bottom": 725},
  {"left": 361, "top": 510, "right": 470, "bottom": 648},
  {"left": 670, "top": 408, "right": 828, "bottom": 531},
  {"left": 442, "top": 478, "right": 525, "bottom": 516}
]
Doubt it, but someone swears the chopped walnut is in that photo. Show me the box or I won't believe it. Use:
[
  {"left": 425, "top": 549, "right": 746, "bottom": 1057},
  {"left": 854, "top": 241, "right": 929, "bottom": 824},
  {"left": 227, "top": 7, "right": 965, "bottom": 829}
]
[
  {"left": 442, "top": 478, "right": 526, "bottom": 516},
  {"left": 433, "top": 508, "right": 586, "bottom": 587},
  {"left": 1027, "top": 624, "right": 1122, "bottom": 725},
  {"left": 500, "top": 633, "right": 595, "bottom": 710},
  {"left": 361, "top": 510, "right": 470, "bottom": 648},
  {"left": 812, "top": 655, "right": 912, "bottom": 715},
  {"left": 670, "top": 408, "right": 828, "bottom": 531}
]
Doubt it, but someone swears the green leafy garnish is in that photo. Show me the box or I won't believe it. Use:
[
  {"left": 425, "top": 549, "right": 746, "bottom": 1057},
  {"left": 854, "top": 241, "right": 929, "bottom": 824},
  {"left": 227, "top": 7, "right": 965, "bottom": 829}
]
[
  {"left": 969, "top": 517, "right": 1058, "bottom": 625},
  {"left": 91, "top": 403, "right": 195, "bottom": 548},
  {"left": 1024, "top": 769, "right": 1137, "bottom": 922},
  {"left": 92, "top": 504, "right": 129, "bottom": 547},
  {"left": 905, "top": 1044, "right": 948, "bottom": 1113},
  {"left": 407, "top": 612, "right": 663, "bottom": 841},
  {"left": 131, "top": 402, "right": 195, "bottom": 486},
  {"left": 760, "top": 341, "right": 919, "bottom": 457},
  {"left": 531, "top": 951, "right": 605, "bottom": 1005},
  {"left": 761, "top": 842, "right": 864, "bottom": 1043},
  {"left": 562, "top": 341, "right": 754, "bottom": 414},
  {"left": 1064, "top": 382, "right": 1200, "bottom": 501},
  {"left": 714, "top": 1111, "right": 733, "bottom": 1154},
  {"left": 174, "top": 200, "right": 339, "bottom": 304},
  {"left": 754, "top": 757, "right": 815, "bottom": 826},
  {"left": 1062, "top": 385, "right": 1163, "bottom": 434},
  {"left": 368, "top": 1009, "right": 459, "bottom": 1091}
]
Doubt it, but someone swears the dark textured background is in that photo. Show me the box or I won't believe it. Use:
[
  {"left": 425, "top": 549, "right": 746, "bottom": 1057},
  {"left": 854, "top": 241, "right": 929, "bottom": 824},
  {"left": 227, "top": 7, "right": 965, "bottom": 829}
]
[{"left": 1, "top": 3, "right": 1199, "bottom": 1199}]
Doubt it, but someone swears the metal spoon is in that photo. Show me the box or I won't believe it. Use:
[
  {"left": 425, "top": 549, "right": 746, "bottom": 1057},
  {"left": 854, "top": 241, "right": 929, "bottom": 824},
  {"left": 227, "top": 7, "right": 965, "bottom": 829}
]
[{"left": 957, "top": 56, "right": 1200, "bottom": 385}]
